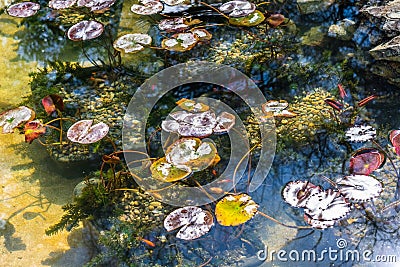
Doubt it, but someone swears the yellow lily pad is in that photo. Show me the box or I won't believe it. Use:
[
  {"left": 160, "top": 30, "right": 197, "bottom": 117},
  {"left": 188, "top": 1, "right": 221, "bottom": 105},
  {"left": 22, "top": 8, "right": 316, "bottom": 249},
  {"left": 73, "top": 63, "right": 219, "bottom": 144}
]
[
  {"left": 215, "top": 193, "right": 258, "bottom": 226},
  {"left": 150, "top": 157, "right": 192, "bottom": 182},
  {"left": 176, "top": 98, "right": 209, "bottom": 112},
  {"left": 229, "top": 10, "right": 265, "bottom": 27}
]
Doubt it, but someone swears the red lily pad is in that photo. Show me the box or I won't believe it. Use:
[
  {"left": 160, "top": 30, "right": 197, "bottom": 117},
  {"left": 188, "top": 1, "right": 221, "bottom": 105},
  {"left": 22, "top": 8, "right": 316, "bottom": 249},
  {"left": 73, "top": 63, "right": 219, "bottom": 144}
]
[
  {"left": 0, "top": 106, "right": 35, "bottom": 133},
  {"left": 130, "top": 0, "right": 163, "bottom": 15},
  {"left": 67, "top": 119, "right": 109, "bottom": 144},
  {"left": 49, "top": 0, "right": 77, "bottom": 9},
  {"left": 113, "top": 33, "right": 152, "bottom": 53},
  {"left": 6, "top": 2, "right": 40, "bottom": 18},
  {"left": 219, "top": 0, "right": 256, "bottom": 18},
  {"left": 324, "top": 98, "right": 343, "bottom": 111},
  {"left": 389, "top": 130, "right": 400, "bottom": 156},
  {"left": 42, "top": 94, "right": 64, "bottom": 115},
  {"left": 164, "top": 206, "right": 214, "bottom": 240},
  {"left": 337, "top": 175, "right": 382, "bottom": 202},
  {"left": 266, "top": 14, "right": 285, "bottom": 27},
  {"left": 158, "top": 17, "right": 190, "bottom": 32},
  {"left": 67, "top": 20, "right": 104, "bottom": 41},
  {"left": 77, "top": 0, "right": 116, "bottom": 12},
  {"left": 282, "top": 181, "right": 322, "bottom": 208},
  {"left": 349, "top": 148, "right": 386, "bottom": 175},
  {"left": 24, "top": 120, "right": 46, "bottom": 144}
]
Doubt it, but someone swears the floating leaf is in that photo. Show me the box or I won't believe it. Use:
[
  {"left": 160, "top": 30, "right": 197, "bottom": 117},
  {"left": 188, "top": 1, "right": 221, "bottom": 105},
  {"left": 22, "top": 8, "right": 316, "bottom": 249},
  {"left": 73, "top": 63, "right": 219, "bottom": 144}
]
[
  {"left": 130, "top": 0, "right": 163, "bottom": 15},
  {"left": 176, "top": 98, "right": 209, "bottom": 112},
  {"left": 165, "top": 137, "right": 218, "bottom": 172},
  {"left": 337, "top": 175, "right": 382, "bottom": 202},
  {"left": 213, "top": 112, "right": 236, "bottom": 133},
  {"left": 303, "top": 213, "right": 335, "bottom": 229},
  {"left": 345, "top": 125, "right": 376, "bottom": 143},
  {"left": 161, "top": 0, "right": 188, "bottom": 6},
  {"left": 262, "top": 100, "right": 288, "bottom": 113},
  {"left": 67, "top": 20, "right": 104, "bottom": 41},
  {"left": 158, "top": 17, "right": 190, "bottom": 32},
  {"left": 6, "top": 2, "right": 40, "bottom": 18},
  {"left": 219, "top": 0, "right": 256, "bottom": 18},
  {"left": 266, "top": 14, "right": 285, "bottom": 27},
  {"left": 49, "top": 0, "right": 77, "bottom": 9},
  {"left": 349, "top": 148, "right": 385, "bottom": 175},
  {"left": 42, "top": 94, "right": 64, "bottom": 115},
  {"left": 24, "top": 120, "right": 46, "bottom": 144},
  {"left": 150, "top": 157, "right": 192, "bottom": 182},
  {"left": 389, "top": 130, "right": 400, "bottom": 156},
  {"left": 164, "top": 206, "right": 214, "bottom": 240},
  {"left": 282, "top": 181, "right": 321, "bottom": 208},
  {"left": 304, "top": 189, "right": 351, "bottom": 221},
  {"left": 113, "top": 33, "right": 152, "bottom": 53},
  {"left": 162, "top": 32, "right": 198, "bottom": 52},
  {"left": 66, "top": 119, "right": 109, "bottom": 144},
  {"left": 77, "top": 0, "right": 116, "bottom": 12},
  {"left": 215, "top": 194, "right": 258, "bottom": 226},
  {"left": 228, "top": 10, "right": 265, "bottom": 27},
  {"left": 190, "top": 29, "right": 212, "bottom": 42},
  {"left": 0, "top": 106, "right": 35, "bottom": 133}
]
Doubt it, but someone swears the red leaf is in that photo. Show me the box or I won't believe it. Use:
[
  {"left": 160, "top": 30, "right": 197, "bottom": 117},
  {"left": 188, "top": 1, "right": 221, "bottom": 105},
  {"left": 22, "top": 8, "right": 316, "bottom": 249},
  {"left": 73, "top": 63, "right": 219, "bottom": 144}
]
[
  {"left": 24, "top": 120, "right": 46, "bottom": 144},
  {"left": 41, "top": 96, "right": 56, "bottom": 115},
  {"left": 349, "top": 148, "right": 385, "bottom": 175},
  {"left": 358, "top": 95, "right": 377, "bottom": 107},
  {"left": 267, "top": 14, "right": 285, "bottom": 27},
  {"left": 338, "top": 84, "right": 347, "bottom": 99},
  {"left": 389, "top": 130, "right": 400, "bottom": 156},
  {"left": 324, "top": 98, "right": 343, "bottom": 111}
]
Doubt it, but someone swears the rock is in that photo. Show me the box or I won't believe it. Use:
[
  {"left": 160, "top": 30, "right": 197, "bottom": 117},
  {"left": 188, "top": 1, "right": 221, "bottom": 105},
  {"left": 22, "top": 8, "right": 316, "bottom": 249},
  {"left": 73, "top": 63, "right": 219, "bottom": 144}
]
[
  {"left": 328, "top": 19, "right": 356, "bottom": 41},
  {"left": 370, "top": 61, "right": 400, "bottom": 86},
  {"left": 369, "top": 36, "right": 400, "bottom": 62},
  {"left": 296, "top": 0, "right": 335, "bottom": 14}
]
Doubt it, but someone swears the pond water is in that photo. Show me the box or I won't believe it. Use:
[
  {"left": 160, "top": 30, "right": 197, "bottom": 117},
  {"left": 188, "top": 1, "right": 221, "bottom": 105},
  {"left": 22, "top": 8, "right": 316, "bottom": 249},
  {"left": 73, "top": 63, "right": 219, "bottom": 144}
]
[{"left": 1, "top": 0, "right": 400, "bottom": 266}]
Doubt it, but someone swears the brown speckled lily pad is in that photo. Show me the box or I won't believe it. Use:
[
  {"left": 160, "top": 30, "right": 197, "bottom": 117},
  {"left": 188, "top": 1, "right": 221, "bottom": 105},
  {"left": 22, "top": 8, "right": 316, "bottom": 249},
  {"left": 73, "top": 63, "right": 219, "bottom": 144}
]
[
  {"left": 67, "top": 20, "right": 104, "bottom": 41},
  {"left": 113, "top": 33, "right": 152, "bottom": 53},
  {"left": 162, "top": 32, "right": 198, "bottom": 52},
  {"left": 77, "top": 0, "right": 116, "bottom": 12},
  {"left": 130, "top": 0, "right": 163, "bottom": 15},
  {"left": 219, "top": 0, "right": 256, "bottom": 18},
  {"left": 158, "top": 17, "right": 190, "bottom": 32},
  {"left": 0, "top": 106, "right": 35, "bottom": 133},
  {"left": 67, "top": 119, "right": 109, "bottom": 144},
  {"left": 6, "top": 2, "right": 40, "bottom": 18},
  {"left": 282, "top": 181, "right": 321, "bottom": 208},
  {"left": 49, "top": 0, "right": 77, "bottom": 10},
  {"left": 337, "top": 175, "right": 382, "bottom": 202}
]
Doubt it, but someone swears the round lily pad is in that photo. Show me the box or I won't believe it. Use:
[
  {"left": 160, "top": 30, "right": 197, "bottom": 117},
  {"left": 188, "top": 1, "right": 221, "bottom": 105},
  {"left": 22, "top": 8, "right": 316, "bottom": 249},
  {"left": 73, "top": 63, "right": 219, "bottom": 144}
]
[
  {"left": 42, "top": 94, "right": 64, "bottom": 115},
  {"left": 282, "top": 180, "right": 321, "bottom": 208},
  {"left": 0, "top": 106, "right": 35, "bottom": 134},
  {"left": 66, "top": 119, "right": 109, "bottom": 144},
  {"left": 165, "top": 137, "right": 218, "bottom": 172},
  {"left": 6, "top": 2, "right": 40, "bottom": 18},
  {"left": 176, "top": 98, "right": 209, "bottom": 112},
  {"left": 49, "top": 0, "right": 77, "bottom": 9},
  {"left": 150, "top": 157, "right": 192, "bottom": 182},
  {"left": 113, "top": 33, "right": 152, "bottom": 53},
  {"left": 229, "top": 10, "right": 265, "bottom": 27},
  {"left": 130, "top": 0, "right": 164, "bottom": 15},
  {"left": 67, "top": 20, "right": 104, "bottom": 41},
  {"left": 349, "top": 148, "right": 386, "bottom": 175},
  {"left": 190, "top": 29, "right": 213, "bottom": 42},
  {"left": 164, "top": 206, "right": 214, "bottom": 240},
  {"left": 303, "top": 213, "right": 335, "bottom": 229},
  {"left": 161, "top": 32, "right": 198, "bottom": 52},
  {"left": 389, "top": 130, "right": 400, "bottom": 155},
  {"left": 24, "top": 120, "right": 46, "bottom": 144},
  {"left": 161, "top": 0, "right": 188, "bottom": 6},
  {"left": 77, "top": 0, "right": 116, "bottom": 12},
  {"left": 337, "top": 175, "right": 382, "bottom": 202},
  {"left": 219, "top": 0, "right": 256, "bottom": 18},
  {"left": 215, "top": 194, "right": 258, "bottom": 226},
  {"left": 262, "top": 100, "right": 288, "bottom": 114},
  {"left": 213, "top": 112, "right": 236, "bottom": 133},
  {"left": 158, "top": 17, "right": 190, "bottom": 32}
]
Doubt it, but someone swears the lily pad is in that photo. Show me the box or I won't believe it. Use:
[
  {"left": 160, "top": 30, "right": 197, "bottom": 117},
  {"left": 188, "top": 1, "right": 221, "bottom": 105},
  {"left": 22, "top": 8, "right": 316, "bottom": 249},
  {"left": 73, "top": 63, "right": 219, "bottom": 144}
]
[
  {"left": 303, "top": 213, "right": 335, "bottom": 229},
  {"left": 158, "top": 17, "right": 190, "bottom": 32},
  {"left": 337, "top": 175, "right": 382, "bottom": 202},
  {"left": 161, "top": 0, "right": 188, "bottom": 5},
  {"left": 389, "top": 130, "right": 400, "bottom": 156},
  {"left": 215, "top": 194, "right": 258, "bottom": 226},
  {"left": 266, "top": 14, "right": 285, "bottom": 27},
  {"left": 349, "top": 148, "right": 385, "bottom": 175},
  {"left": 130, "top": 0, "right": 164, "bottom": 15},
  {"left": 113, "top": 33, "right": 152, "bottom": 53},
  {"left": 165, "top": 137, "right": 218, "bottom": 172},
  {"left": 24, "top": 120, "right": 46, "bottom": 144},
  {"left": 219, "top": 0, "right": 256, "bottom": 18},
  {"left": 0, "top": 106, "right": 35, "bottom": 133},
  {"left": 190, "top": 29, "right": 213, "bottom": 42},
  {"left": 150, "top": 157, "right": 192, "bottom": 182},
  {"left": 6, "top": 2, "right": 40, "bottom": 18},
  {"left": 304, "top": 189, "right": 351, "bottom": 221},
  {"left": 176, "top": 98, "right": 209, "bottom": 112},
  {"left": 228, "top": 10, "right": 265, "bottom": 27},
  {"left": 213, "top": 112, "right": 236, "bottom": 133},
  {"left": 164, "top": 206, "right": 214, "bottom": 240},
  {"left": 77, "top": 0, "right": 116, "bottom": 12},
  {"left": 49, "top": 0, "right": 77, "bottom": 9},
  {"left": 42, "top": 94, "right": 64, "bottom": 115},
  {"left": 282, "top": 181, "right": 322, "bottom": 208},
  {"left": 66, "top": 119, "right": 109, "bottom": 144},
  {"left": 67, "top": 20, "right": 104, "bottom": 41},
  {"left": 262, "top": 100, "right": 288, "bottom": 113},
  {"left": 345, "top": 125, "right": 376, "bottom": 143},
  {"left": 162, "top": 32, "right": 198, "bottom": 52}
]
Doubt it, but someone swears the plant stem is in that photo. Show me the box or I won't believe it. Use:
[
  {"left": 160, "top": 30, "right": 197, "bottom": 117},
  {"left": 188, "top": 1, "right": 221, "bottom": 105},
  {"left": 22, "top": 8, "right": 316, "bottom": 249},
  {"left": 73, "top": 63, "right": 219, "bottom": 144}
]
[
  {"left": 257, "top": 211, "right": 311, "bottom": 229},
  {"left": 199, "top": 1, "right": 230, "bottom": 19}
]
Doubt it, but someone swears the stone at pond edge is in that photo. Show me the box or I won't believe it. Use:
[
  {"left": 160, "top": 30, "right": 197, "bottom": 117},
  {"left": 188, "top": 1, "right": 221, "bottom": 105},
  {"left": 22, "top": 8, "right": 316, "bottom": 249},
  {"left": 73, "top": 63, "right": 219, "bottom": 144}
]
[
  {"left": 370, "top": 36, "right": 400, "bottom": 62},
  {"left": 296, "top": 0, "right": 335, "bottom": 14}
]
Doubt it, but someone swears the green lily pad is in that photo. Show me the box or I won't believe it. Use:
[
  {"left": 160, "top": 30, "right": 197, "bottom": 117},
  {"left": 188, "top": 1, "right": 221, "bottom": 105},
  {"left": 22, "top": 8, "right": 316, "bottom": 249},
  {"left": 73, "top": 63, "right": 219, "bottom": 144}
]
[
  {"left": 215, "top": 194, "right": 258, "bottom": 226},
  {"left": 150, "top": 157, "right": 192, "bottom": 182},
  {"left": 176, "top": 98, "right": 209, "bottom": 112},
  {"left": 165, "top": 137, "right": 218, "bottom": 172},
  {"left": 229, "top": 10, "right": 265, "bottom": 27}
]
